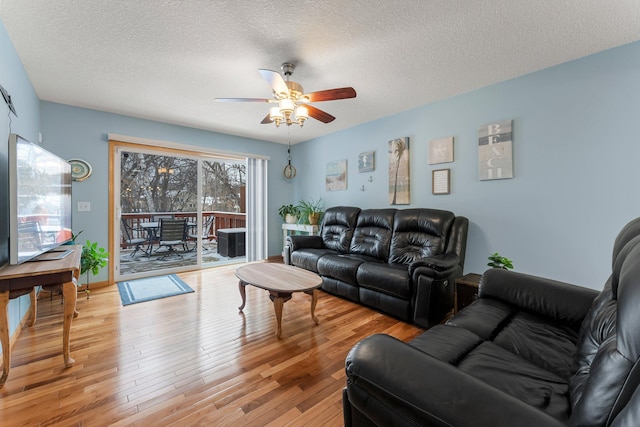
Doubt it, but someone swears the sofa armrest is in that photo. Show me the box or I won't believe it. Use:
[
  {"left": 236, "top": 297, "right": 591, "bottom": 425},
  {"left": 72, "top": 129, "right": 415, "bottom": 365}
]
[
  {"left": 480, "top": 268, "right": 599, "bottom": 328},
  {"left": 409, "top": 253, "right": 460, "bottom": 276},
  {"left": 345, "top": 334, "right": 565, "bottom": 427},
  {"left": 286, "top": 235, "right": 323, "bottom": 251}
]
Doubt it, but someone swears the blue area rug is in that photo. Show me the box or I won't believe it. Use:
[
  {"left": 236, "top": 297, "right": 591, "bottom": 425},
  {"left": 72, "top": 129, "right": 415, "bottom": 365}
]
[{"left": 117, "top": 274, "right": 194, "bottom": 306}]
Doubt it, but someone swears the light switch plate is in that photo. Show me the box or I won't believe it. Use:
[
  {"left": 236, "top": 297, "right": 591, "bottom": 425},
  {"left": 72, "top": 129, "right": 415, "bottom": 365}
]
[{"left": 78, "top": 202, "right": 91, "bottom": 212}]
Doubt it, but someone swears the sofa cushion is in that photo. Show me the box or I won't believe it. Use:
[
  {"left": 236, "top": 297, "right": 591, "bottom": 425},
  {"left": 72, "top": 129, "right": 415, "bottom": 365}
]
[
  {"left": 446, "top": 298, "right": 516, "bottom": 340},
  {"left": 493, "top": 311, "right": 578, "bottom": 379},
  {"left": 389, "top": 209, "right": 455, "bottom": 264},
  {"left": 357, "top": 262, "right": 411, "bottom": 299},
  {"left": 349, "top": 209, "right": 395, "bottom": 261},
  {"left": 318, "top": 254, "right": 372, "bottom": 286},
  {"left": 410, "top": 324, "right": 483, "bottom": 364},
  {"left": 290, "top": 248, "right": 337, "bottom": 273},
  {"left": 458, "top": 341, "right": 571, "bottom": 422},
  {"left": 320, "top": 206, "right": 361, "bottom": 253},
  {"left": 448, "top": 298, "right": 578, "bottom": 379}
]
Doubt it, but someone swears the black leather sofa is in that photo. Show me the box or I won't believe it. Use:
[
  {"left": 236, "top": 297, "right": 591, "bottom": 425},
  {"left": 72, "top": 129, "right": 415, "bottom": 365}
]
[
  {"left": 284, "top": 206, "right": 468, "bottom": 328},
  {"left": 343, "top": 216, "right": 640, "bottom": 426}
]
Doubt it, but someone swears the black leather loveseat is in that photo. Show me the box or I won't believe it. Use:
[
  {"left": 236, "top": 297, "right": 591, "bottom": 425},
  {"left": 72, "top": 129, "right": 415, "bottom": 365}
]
[
  {"left": 284, "top": 206, "right": 468, "bottom": 328},
  {"left": 343, "top": 216, "right": 640, "bottom": 426}
]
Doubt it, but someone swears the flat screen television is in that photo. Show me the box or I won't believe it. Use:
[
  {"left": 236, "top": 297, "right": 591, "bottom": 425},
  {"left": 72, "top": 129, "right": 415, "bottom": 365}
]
[{"left": 8, "top": 134, "right": 73, "bottom": 264}]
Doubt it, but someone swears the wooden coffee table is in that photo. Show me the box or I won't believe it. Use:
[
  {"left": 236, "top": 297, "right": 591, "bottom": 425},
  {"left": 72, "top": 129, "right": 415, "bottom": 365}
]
[{"left": 235, "top": 263, "right": 323, "bottom": 338}]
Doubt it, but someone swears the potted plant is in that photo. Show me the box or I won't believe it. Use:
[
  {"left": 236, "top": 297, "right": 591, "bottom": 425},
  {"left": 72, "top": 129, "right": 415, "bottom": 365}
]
[
  {"left": 487, "top": 252, "right": 514, "bottom": 270},
  {"left": 278, "top": 204, "right": 301, "bottom": 224},
  {"left": 298, "top": 198, "right": 323, "bottom": 225},
  {"left": 80, "top": 240, "right": 109, "bottom": 298}
]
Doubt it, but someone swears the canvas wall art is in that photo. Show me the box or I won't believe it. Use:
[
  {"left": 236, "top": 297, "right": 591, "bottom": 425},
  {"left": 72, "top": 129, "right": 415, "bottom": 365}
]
[
  {"left": 428, "top": 136, "right": 454, "bottom": 164},
  {"left": 326, "top": 159, "right": 347, "bottom": 191},
  {"left": 358, "top": 151, "right": 375, "bottom": 172},
  {"left": 388, "top": 137, "right": 410, "bottom": 204},
  {"left": 478, "top": 119, "right": 513, "bottom": 180}
]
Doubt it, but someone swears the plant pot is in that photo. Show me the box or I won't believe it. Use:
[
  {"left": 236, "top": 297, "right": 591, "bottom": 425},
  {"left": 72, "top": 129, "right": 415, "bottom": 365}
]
[
  {"left": 285, "top": 214, "right": 298, "bottom": 224},
  {"left": 308, "top": 213, "right": 320, "bottom": 225}
]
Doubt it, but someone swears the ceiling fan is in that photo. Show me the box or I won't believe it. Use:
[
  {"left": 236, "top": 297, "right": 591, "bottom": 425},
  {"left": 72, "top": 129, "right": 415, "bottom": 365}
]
[{"left": 215, "top": 63, "right": 357, "bottom": 127}]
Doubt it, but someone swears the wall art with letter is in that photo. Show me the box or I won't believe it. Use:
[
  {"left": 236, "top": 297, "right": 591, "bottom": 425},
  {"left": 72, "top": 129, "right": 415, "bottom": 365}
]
[
  {"left": 478, "top": 119, "right": 513, "bottom": 180},
  {"left": 326, "top": 159, "right": 347, "bottom": 191},
  {"left": 388, "top": 137, "right": 410, "bottom": 204}
]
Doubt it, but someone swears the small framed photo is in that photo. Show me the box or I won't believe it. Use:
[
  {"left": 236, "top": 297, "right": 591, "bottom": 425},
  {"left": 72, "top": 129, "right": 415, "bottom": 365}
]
[
  {"left": 358, "top": 151, "right": 375, "bottom": 172},
  {"left": 428, "top": 136, "right": 454, "bottom": 165},
  {"left": 432, "top": 168, "right": 450, "bottom": 195}
]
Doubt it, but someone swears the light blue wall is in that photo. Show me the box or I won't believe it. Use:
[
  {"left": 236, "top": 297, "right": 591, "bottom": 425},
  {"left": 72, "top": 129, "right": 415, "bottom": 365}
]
[
  {"left": 293, "top": 41, "right": 640, "bottom": 290},
  {"left": 0, "top": 20, "right": 42, "bottom": 338},
  {"left": 40, "top": 101, "right": 291, "bottom": 283}
]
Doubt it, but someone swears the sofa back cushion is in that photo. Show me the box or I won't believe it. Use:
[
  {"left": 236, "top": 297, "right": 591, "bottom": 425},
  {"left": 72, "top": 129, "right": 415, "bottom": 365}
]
[
  {"left": 569, "top": 217, "right": 640, "bottom": 426},
  {"left": 320, "top": 206, "right": 361, "bottom": 253},
  {"left": 350, "top": 209, "right": 396, "bottom": 261},
  {"left": 389, "top": 209, "right": 455, "bottom": 264}
]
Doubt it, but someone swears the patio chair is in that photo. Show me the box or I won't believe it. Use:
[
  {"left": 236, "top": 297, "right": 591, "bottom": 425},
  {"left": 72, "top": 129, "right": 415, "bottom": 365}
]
[
  {"left": 120, "top": 218, "right": 149, "bottom": 258},
  {"left": 186, "top": 215, "right": 215, "bottom": 251},
  {"left": 157, "top": 218, "right": 187, "bottom": 260}
]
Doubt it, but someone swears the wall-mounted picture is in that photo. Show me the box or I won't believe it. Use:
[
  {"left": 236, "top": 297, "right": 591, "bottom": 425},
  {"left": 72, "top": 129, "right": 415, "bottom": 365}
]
[
  {"left": 388, "top": 137, "right": 410, "bottom": 205},
  {"left": 428, "top": 136, "right": 454, "bottom": 165},
  {"left": 478, "top": 119, "right": 513, "bottom": 180},
  {"left": 432, "top": 168, "right": 451, "bottom": 195},
  {"left": 326, "top": 159, "right": 347, "bottom": 191},
  {"left": 358, "top": 151, "right": 375, "bottom": 172}
]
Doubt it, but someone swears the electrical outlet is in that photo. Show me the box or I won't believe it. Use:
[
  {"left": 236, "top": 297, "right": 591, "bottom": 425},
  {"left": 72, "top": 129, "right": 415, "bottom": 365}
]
[{"left": 78, "top": 202, "right": 91, "bottom": 212}]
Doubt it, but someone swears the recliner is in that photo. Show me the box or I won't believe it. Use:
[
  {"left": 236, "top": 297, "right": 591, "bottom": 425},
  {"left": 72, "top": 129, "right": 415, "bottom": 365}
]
[
  {"left": 285, "top": 206, "right": 468, "bottom": 327},
  {"left": 343, "top": 216, "right": 640, "bottom": 426}
]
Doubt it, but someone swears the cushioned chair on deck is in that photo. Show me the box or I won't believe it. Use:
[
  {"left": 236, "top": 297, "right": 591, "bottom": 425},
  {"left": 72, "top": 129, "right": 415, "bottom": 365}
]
[
  {"left": 120, "top": 219, "right": 149, "bottom": 258},
  {"left": 157, "top": 218, "right": 187, "bottom": 260}
]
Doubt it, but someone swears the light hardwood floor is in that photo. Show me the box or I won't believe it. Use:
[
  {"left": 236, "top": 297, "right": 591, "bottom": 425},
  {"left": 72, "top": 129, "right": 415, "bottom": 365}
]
[{"left": 0, "top": 264, "right": 423, "bottom": 426}]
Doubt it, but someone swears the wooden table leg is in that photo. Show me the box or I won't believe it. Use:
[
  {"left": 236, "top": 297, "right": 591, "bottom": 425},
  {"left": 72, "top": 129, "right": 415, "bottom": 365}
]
[
  {"left": 28, "top": 288, "right": 37, "bottom": 327},
  {"left": 269, "top": 291, "right": 292, "bottom": 339},
  {"left": 238, "top": 281, "right": 247, "bottom": 311},
  {"left": 310, "top": 288, "right": 319, "bottom": 325},
  {"left": 61, "top": 280, "right": 77, "bottom": 368},
  {"left": 0, "top": 291, "right": 9, "bottom": 386},
  {"left": 273, "top": 296, "right": 284, "bottom": 339}
]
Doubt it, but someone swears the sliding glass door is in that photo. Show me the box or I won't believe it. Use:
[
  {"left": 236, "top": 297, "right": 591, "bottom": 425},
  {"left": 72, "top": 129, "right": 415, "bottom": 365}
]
[{"left": 113, "top": 144, "right": 247, "bottom": 281}]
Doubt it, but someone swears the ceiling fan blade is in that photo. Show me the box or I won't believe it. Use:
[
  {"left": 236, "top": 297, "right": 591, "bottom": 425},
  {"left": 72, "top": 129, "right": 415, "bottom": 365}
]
[
  {"left": 304, "top": 87, "right": 356, "bottom": 103},
  {"left": 258, "top": 69, "right": 289, "bottom": 96},
  {"left": 215, "top": 98, "right": 272, "bottom": 103},
  {"left": 260, "top": 113, "right": 273, "bottom": 124},
  {"left": 306, "top": 105, "right": 335, "bottom": 123}
]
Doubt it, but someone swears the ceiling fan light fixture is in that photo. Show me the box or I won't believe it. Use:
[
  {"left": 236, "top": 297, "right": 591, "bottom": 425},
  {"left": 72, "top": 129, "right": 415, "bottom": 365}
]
[
  {"left": 295, "top": 105, "right": 309, "bottom": 126},
  {"left": 269, "top": 106, "right": 283, "bottom": 127},
  {"left": 216, "top": 62, "right": 356, "bottom": 128},
  {"left": 279, "top": 98, "right": 294, "bottom": 113}
]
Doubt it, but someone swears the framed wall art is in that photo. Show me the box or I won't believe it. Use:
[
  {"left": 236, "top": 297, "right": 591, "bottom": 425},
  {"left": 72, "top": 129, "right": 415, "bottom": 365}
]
[
  {"left": 358, "top": 151, "right": 375, "bottom": 172},
  {"left": 432, "top": 168, "right": 450, "bottom": 195},
  {"left": 478, "top": 119, "right": 513, "bottom": 180},
  {"left": 326, "top": 159, "right": 347, "bottom": 191},
  {"left": 428, "top": 136, "right": 454, "bottom": 165},
  {"left": 388, "top": 137, "right": 410, "bottom": 205}
]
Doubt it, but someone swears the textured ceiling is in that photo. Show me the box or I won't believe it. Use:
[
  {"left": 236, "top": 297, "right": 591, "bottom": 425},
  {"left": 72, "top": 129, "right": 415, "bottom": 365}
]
[{"left": 1, "top": 0, "right": 640, "bottom": 144}]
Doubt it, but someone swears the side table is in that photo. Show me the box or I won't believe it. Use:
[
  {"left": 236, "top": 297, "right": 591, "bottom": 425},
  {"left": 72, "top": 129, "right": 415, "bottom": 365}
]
[{"left": 454, "top": 273, "right": 482, "bottom": 314}]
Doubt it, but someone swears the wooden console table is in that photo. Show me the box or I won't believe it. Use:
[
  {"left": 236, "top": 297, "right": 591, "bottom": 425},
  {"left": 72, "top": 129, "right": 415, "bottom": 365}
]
[{"left": 0, "top": 245, "right": 82, "bottom": 386}]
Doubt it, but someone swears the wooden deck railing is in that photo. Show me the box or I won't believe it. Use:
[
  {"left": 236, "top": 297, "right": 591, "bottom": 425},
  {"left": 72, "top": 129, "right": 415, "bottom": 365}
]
[{"left": 120, "top": 211, "right": 246, "bottom": 249}]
